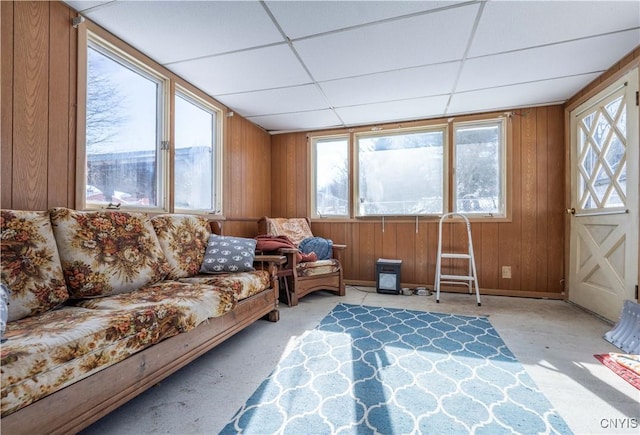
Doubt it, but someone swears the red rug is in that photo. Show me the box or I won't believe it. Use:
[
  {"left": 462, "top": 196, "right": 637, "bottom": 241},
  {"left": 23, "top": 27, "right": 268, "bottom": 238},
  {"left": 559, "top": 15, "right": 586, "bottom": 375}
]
[{"left": 594, "top": 354, "right": 640, "bottom": 390}]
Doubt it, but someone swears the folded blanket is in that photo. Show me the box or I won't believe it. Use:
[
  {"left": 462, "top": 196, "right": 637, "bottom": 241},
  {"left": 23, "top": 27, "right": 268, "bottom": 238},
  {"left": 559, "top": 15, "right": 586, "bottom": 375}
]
[
  {"left": 609, "top": 353, "right": 640, "bottom": 376},
  {"left": 254, "top": 235, "right": 317, "bottom": 262}
]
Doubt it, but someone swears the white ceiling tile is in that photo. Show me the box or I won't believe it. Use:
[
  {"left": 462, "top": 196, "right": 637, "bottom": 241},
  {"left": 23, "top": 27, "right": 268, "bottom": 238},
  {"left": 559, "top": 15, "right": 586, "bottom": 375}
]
[
  {"left": 320, "top": 62, "right": 460, "bottom": 107},
  {"left": 459, "top": 30, "right": 640, "bottom": 92},
  {"left": 470, "top": 0, "right": 640, "bottom": 57},
  {"left": 80, "top": 1, "right": 283, "bottom": 64},
  {"left": 293, "top": 3, "right": 480, "bottom": 81},
  {"left": 335, "top": 96, "right": 450, "bottom": 126},
  {"left": 168, "top": 45, "right": 310, "bottom": 96},
  {"left": 218, "top": 85, "right": 329, "bottom": 117},
  {"left": 64, "top": 1, "right": 112, "bottom": 13},
  {"left": 247, "top": 110, "right": 343, "bottom": 132},
  {"left": 266, "top": 1, "right": 463, "bottom": 39},
  {"left": 448, "top": 74, "right": 601, "bottom": 115}
]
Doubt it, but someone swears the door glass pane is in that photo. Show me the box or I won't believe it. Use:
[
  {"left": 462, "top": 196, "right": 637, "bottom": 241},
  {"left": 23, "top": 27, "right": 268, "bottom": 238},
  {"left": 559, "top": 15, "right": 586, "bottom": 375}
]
[
  {"left": 357, "top": 129, "right": 444, "bottom": 215},
  {"left": 86, "top": 46, "right": 160, "bottom": 207},
  {"left": 577, "top": 94, "right": 627, "bottom": 210},
  {"left": 175, "top": 93, "right": 215, "bottom": 210},
  {"left": 314, "top": 137, "right": 349, "bottom": 216},
  {"left": 454, "top": 122, "right": 503, "bottom": 214}
]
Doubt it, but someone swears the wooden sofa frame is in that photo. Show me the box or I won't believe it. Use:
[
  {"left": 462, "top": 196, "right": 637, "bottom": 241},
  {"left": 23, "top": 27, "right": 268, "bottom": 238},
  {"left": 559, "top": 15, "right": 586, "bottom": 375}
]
[{"left": 2, "top": 257, "right": 282, "bottom": 435}]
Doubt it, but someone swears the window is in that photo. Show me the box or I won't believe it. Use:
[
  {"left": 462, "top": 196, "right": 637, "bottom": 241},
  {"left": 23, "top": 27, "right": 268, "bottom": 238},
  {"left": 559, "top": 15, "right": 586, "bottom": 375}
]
[
  {"left": 85, "top": 39, "right": 166, "bottom": 209},
  {"left": 356, "top": 127, "right": 445, "bottom": 216},
  {"left": 311, "top": 136, "right": 349, "bottom": 217},
  {"left": 453, "top": 119, "right": 506, "bottom": 216},
  {"left": 82, "top": 30, "right": 223, "bottom": 213},
  {"left": 174, "top": 89, "right": 221, "bottom": 212},
  {"left": 310, "top": 117, "right": 507, "bottom": 219}
]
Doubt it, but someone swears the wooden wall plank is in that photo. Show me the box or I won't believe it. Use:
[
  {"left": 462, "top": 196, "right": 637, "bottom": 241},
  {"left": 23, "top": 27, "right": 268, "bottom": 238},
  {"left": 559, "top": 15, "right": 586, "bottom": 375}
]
[
  {"left": 535, "top": 107, "right": 550, "bottom": 292},
  {"left": 520, "top": 108, "right": 537, "bottom": 291},
  {"left": 48, "top": 1, "right": 71, "bottom": 208},
  {"left": 1, "top": 1, "right": 14, "bottom": 209},
  {"left": 13, "top": 1, "right": 49, "bottom": 210},
  {"left": 547, "top": 105, "right": 565, "bottom": 293}
]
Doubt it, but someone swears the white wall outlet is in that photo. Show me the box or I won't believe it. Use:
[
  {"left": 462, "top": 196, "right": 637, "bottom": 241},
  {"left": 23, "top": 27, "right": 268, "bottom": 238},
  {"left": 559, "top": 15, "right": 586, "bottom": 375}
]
[{"left": 502, "top": 266, "right": 512, "bottom": 279}]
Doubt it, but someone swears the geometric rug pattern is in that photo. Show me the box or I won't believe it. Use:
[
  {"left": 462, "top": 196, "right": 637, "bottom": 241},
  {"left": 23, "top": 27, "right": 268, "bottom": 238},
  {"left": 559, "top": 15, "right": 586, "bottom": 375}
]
[{"left": 221, "top": 303, "right": 571, "bottom": 434}]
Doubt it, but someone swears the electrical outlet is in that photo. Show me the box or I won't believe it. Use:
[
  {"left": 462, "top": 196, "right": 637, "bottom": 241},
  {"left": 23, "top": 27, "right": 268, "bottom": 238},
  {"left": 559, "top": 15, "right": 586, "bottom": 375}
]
[{"left": 502, "top": 266, "right": 512, "bottom": 279}]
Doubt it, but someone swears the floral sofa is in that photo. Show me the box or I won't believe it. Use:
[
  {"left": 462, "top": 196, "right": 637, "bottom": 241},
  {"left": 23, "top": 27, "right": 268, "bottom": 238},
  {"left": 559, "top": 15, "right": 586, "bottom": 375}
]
[{"left": 0, "top": 208, "right": 281, "bottom": 435}]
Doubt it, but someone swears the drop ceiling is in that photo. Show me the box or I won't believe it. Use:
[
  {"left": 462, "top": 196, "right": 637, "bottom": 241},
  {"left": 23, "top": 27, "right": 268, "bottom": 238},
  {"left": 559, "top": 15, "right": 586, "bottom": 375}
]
[{"left": 64, "top": 0, "right": 640, "bottom": 134}]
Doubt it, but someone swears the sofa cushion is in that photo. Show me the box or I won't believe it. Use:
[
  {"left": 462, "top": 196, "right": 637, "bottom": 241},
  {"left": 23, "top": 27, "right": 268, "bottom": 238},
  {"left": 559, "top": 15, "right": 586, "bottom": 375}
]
[
  {"left": 1, "top": 306, "right": 159, "bottom": 417},
  {"left": 200, "top": 234, "right": 256, "bottom": 273},
  {"left": 75, "top": 281, "right": 237, "bottom": 339},
  {"left": 0, "top": 210, "right": 69, "bottom": 321},
  {"left": 50, "top": 208, "right": 170, "bottom": 298},
  {"left": 180, "top": 270, "right": 271, "bottom": 301},
  {"left": 151, "top": 214, "right": 211, "bottom": 279}
]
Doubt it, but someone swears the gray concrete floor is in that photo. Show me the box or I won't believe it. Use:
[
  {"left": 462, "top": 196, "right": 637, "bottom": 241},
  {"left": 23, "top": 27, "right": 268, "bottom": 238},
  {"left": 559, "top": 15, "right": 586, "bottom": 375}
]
[{"left": 81, "top": 286, "right": 639, "bottom": 434}]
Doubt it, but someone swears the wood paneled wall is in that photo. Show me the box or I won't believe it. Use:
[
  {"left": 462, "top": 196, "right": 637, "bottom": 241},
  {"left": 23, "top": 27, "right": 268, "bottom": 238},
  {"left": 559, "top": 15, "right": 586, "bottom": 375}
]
[
  {"left": 1, "top": 1, "right": 77, "bottom": 210},
  {"left": 1, "top": 1, "right": 271, "bottom": 234},
  {"left": 271, "top": 106, "right": 566, "bottom": 297}
]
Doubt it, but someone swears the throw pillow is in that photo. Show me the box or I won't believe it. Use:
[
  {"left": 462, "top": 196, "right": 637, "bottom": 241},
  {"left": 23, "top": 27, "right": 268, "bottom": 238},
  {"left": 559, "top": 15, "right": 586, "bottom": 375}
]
[
  {"left": 151, "top": 214, "right": 211, "bottom": 279},
  {"left": 200, "top": 234, "right": 256, "bottom": 273},
  {"left": 50, "top": 207, "right": 170, "bottom": 298},
  {"left": 0, "top": 210, "right": 69, "bottom": 321}
]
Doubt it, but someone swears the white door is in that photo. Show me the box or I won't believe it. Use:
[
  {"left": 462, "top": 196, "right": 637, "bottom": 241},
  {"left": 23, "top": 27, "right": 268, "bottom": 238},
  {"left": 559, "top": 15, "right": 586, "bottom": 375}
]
[{"left": 568, "top": 68, "right": 639, "bottom": 322}]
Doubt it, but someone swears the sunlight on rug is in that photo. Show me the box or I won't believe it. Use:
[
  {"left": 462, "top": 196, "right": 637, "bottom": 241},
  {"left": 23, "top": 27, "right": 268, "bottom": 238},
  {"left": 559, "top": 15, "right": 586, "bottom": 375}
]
[{"left": 221, "top": 303, "right": 570, "bottom": 434}]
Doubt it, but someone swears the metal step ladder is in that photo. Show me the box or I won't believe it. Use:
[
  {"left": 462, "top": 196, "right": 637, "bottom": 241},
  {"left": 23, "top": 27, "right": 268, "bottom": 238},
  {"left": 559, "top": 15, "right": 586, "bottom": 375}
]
[{"left": 434, "top": 212, "right": 481, "bottom": 306}]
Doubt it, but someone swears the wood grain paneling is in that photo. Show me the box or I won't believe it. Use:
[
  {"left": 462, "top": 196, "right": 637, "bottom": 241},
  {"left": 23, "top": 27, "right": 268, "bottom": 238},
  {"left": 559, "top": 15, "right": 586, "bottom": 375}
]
[
  {"left": 271, "top": 107, "right": 567, "bottom": 297},
  {"left": 1, "top": 1, "right": 14, "bottom": 209}
]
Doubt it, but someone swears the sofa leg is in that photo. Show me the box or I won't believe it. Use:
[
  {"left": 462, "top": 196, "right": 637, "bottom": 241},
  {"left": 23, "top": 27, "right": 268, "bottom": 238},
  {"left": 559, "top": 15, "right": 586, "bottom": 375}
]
[{"left": 266, "top": 309, "right": 280, "bottom": 322}]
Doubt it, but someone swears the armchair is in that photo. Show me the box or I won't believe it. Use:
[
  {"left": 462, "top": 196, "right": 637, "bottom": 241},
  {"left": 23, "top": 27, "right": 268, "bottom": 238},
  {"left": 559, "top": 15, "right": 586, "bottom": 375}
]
[{"left": 257, "top": 217, "right": 345, "bottom": 306}]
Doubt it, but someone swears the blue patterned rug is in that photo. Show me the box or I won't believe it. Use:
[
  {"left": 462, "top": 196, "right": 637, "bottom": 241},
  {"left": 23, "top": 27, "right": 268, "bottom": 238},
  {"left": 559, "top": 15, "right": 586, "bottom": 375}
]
[{"left": 221, "top": 303, "right": 571, "bottom": 434}]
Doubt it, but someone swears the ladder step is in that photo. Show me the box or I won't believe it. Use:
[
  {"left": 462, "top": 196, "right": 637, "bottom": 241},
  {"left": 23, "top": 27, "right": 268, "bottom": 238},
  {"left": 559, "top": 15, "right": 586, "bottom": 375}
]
[
  {"left": 441, "top": 253, "right": 471, "bottom": 259},
  {"left": 440, "top": 274, "right": 475, "bottom": 281}
]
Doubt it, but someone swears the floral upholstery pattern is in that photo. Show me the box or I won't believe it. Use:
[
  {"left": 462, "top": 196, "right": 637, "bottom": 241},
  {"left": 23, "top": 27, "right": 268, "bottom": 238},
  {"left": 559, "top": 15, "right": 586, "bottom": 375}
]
[
  {"left": 261, "top": 217, "right": 313, "bottom": 246},
  {"left": 1, "top": 306, "right": 159, "bottom": 416},
  {"left": 0, "top": 210, "right": 69, "bottom": 321},
  {"left": 75, "top": 281, "right": 237, "bottom": 339},
  {"left": 151, "top": 214, "right": 210, "bottom": 279},
  {"left": 180, "top": 270, "right": 271, "bottom": 301},
  {"left": 50, "top": 208, "right": 170, "bottom": 298}
]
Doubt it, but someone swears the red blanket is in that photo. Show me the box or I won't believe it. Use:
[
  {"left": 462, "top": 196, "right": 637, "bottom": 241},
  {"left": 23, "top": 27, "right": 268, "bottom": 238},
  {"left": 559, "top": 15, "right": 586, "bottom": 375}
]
[{"left": 255, "top": 235, "right": 317, "bottom": 262}]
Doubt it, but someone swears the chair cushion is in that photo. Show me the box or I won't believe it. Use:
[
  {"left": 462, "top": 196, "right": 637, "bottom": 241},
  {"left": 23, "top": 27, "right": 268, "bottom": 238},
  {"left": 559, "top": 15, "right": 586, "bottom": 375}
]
[
  {"left": 261, "top": 217, "right": 313, "bottom": 246},
  {"left": 50, "top": 208, "right": 170, "bottom": 298},
  {"left": 296, "top": 259, "right": 341, "bottom": 277},
  {"left": 0, "top": 210, "right": 69, "bottom": 321},
  {"left": 151, "top": 214, "right": 211, "bottom": 279}
]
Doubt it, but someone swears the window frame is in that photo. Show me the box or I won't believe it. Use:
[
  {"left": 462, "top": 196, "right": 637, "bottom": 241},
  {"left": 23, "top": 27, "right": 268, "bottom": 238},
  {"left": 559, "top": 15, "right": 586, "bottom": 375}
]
[
  {"left": 174, "top": 85, "right": 223, "bottom": 214},
  {"left": 309, "top": 115, "right": 510, "bottom": 222},
  {"left": 451, "top": 117, "right": 508, "bottom": 218},
  {"left": 354, "top": 125, "right": 448, "bottom": 218},
  {"left": 309, "top": 134, "right": 351, "bottom": 219},
  {"left": 76, "top": 23, "right": 224, "bottom": 215}
]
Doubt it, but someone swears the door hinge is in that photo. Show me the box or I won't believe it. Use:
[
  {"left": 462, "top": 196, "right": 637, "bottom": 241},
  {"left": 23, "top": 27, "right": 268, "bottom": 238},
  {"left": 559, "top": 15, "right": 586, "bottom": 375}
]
[
  {"left": 636, "top": 284, "right": 638, "bottom": 299},
  {"left": 636, "top": 91, "right": 639, "bottom": 106},
  {"left": 160, "top": 140, "right": 170, "bottom": 150}
]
